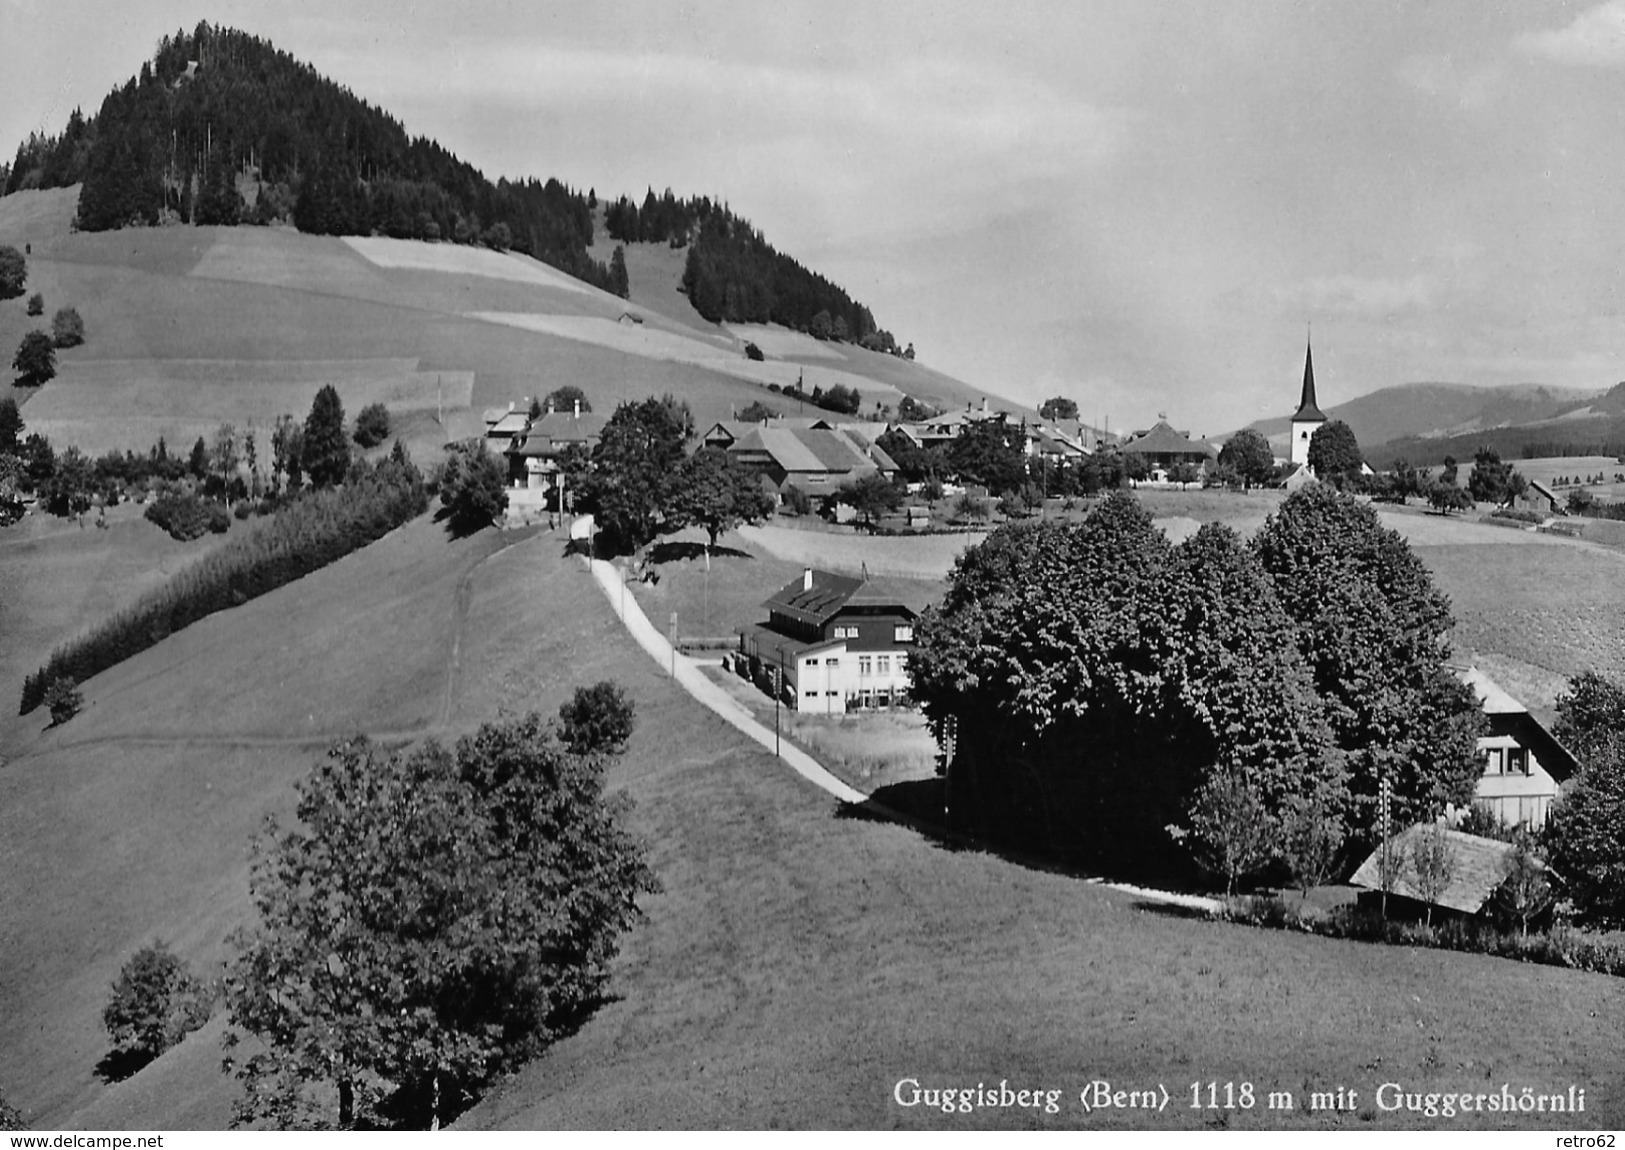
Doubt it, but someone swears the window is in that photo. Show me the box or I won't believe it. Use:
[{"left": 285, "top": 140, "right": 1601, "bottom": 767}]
[
  {"left": 833, "top": 625, "right": 858, "bottom": 639},
  {"left": 1484, "top": 748, "right": 1503, "bottom": 774},
  {"left": 1507, "top": 747, "right": 1529, "bottom": 775},
  {"left": 894, "top": 624, "right": 914, "bottom": 642},
  {"left": 858, "top": 656, "right": 873, "bottom": 676},
  {"left": 825, "top": 657, "right": 839, "bottom": 668},
  {"left": 876, "top": 655, "right": 890, "bottom": 675},
  {"left": 806, "top": 658, "right": 819, "bottom": 667},
  {"left": 804, "top": 690, "right": 817, "bottom": 698}
]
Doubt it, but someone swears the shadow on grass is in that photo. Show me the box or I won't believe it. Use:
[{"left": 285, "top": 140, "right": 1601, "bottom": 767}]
[
  {"left": 837, "top": 776, "right": 1217, "bottom": 901},
  {"left": 1129, "top": 899, "right": 1210, "bottom": 920},
  {"left": 647, "top": 540, "right": 753, "bottom": 564},
  {"left": 94, "top": 1047, "right": 153, "bottom": 1084},
  {"left": 434, "top": 505, "right": 497, "bottom": 541}
]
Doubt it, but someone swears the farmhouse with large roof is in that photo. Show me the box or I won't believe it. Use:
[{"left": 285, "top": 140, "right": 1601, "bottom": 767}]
[{"left": 737, "top": 567, "right": 918, "bottom": 713}]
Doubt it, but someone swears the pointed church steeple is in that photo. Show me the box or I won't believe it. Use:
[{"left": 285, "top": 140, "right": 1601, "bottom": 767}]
[{"left": 1291, "top": 336, "right": 1326, "bottom": 423}]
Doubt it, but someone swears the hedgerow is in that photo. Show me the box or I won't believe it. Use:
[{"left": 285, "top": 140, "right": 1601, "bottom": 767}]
[{"left": 20, "top": 458, "right": 426, "bottom": 715}]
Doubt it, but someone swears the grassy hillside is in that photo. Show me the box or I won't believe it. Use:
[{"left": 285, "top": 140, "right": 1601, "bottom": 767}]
[{"left": 6, "top": 191, "right": 1625, "bottom": 1132}]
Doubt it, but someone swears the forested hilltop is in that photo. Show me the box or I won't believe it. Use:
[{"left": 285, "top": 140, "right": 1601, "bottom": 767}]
[
  {"left": 604, "top": 188, "right": 899, "bottom": 351},
  {"left": 2, "top": 21, "right": 897, "bottom": 343}
]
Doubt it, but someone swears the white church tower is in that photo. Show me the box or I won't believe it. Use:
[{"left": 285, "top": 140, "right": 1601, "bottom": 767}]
[{"left": 1289, "top": 337, "right": 1326, "bottom": 469}]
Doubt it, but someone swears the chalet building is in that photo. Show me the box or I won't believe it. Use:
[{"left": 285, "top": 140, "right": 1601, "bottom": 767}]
[
  {"left": 1288, "top": 338, "right": 1326, "bottom": 469},
  {"left": 1455, "top": 666, "right": 1582, "bottom": 830},
  {"left": 1118, "top": 420, "right": 1217, "bottom": 474},
  {"left": 504, "top": 406, "right": 608, "bottom": 494},
  {"left": 738, "top": 567, "right": 918, "bottom": 713},
  {"left": 720, "top": 424, "right": 898, "bottom": 499},
  {"left": 481, "top": 403, "right": 531, "bottom": 450}
]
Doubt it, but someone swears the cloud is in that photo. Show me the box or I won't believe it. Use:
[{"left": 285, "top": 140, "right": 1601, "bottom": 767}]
[
  {"left": 1395, "top": 53, "right": 1500, "bottom": 108},
  {"left": 1516, "top": 0, "right": 1625, "bottom": 66}
]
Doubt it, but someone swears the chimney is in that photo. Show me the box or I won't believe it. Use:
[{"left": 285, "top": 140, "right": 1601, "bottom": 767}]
[
  {"left": 546, "top": 399, "right": 554, "bottom": 415},
  {"left": 981, "top": 397, "right": 989, "bottom": 413},
  {"left": 802, "top": 567, "right": 814, "bottom": 592},
  {"left": 573, "top": 399, "right": 581, "bottom": 418},
  {"left": 508, "top": 401, "right": 515, "bottom": 412}
]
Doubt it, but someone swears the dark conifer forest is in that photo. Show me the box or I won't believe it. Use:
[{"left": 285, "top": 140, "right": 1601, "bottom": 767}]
[{"left": 4, "top": 21, "right": 896, "bottom": 341}]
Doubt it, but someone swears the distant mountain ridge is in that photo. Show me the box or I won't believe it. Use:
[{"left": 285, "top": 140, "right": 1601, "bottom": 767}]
[{"left": 1244, "top": 381, "right": 1606, "bottom": 457}]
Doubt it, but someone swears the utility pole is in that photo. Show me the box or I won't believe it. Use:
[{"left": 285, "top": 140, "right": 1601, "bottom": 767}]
[
  {"left": 669, "top": 612, "right": 677, "bottom": 678},
  {"left": 1379, "top": 772, "right": 1392, "bottom": 920}
]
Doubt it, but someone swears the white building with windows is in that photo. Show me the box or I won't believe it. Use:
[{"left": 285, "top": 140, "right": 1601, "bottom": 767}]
[{"left": 738, "top": 568, "right": 918, "bottom": 713}]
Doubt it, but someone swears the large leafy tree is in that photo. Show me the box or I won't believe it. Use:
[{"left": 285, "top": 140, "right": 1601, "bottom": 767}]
[
  {"left": 1217, "top": 428, "right": 1276, "bottom": 489},
  {"left": 839, "top": 470, "right": 904, "bottom": 530},
  {"left": 438, "top": 440, "right": 508, "bottom": 533},
  {"left": 910, "top": 494, "right": 1341, "bottom": 876},
  {"left": 225, "top": 717, "right": 658, "bottom": 1129},
  {"left": 1467, "top": 445, "right": 1527, "bottom": 507},
  {"left": 947, "top": 415, "right": 1026, "bottom": 496},
  {"left": 12, "top": 331, "right": 55, "bottom": 386},
  {"left": 667, "top": 446, "right": 774, "bottom": 548},
  {"left": 301, "top": 385, "right": 349, "bottom": 488},
  {"left": 1307, "top": 420, "right": 1363, "bottom": 487},
  {"left": 1251, "top": 483, "right": 1483, "bottom": 834},
  {"left": 1543, "top": 672, "right": 1625, "bottom": 927},
  {"left": 584, "top": 397, "right": 688, "bottom": 553},
  {"left": 1038, "top": 396, "right": 1079, "bottom": 421}
]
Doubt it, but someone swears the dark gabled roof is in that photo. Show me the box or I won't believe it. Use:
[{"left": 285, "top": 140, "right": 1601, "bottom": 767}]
[
  {"left": 762, "top": 569, "right": 916, "bottom": 627},
  {"left": 1292, "top": 339, "right": 1327, "bottom": 423},
  {"left": 1349, "top": 826, "right": 1528, "bottom": 915},
  {"left": 529, "top": 410, "right": 608, "bottom": 441},
  {"left": 1119, "top": 421, "right": 1217, "bottom": 458}
]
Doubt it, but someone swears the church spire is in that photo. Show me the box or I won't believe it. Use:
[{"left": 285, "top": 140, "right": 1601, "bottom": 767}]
[{"left": 1292, "top": 334, "right": 1326, "bottom": 422}]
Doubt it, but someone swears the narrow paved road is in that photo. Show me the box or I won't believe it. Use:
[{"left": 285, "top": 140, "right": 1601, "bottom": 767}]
[
  {"left": 585, "top": 557, "right": 867, "bottom": 805},
  {"left": 582, "top": 555, "right": 1224, "bottom": 915}
]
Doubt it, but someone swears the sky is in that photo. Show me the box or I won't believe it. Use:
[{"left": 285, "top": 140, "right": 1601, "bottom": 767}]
[{"left": 5, "top": 0, "right": 1625, "bottom": 433}]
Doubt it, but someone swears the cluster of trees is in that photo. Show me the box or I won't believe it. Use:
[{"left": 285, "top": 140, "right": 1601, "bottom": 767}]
[
  {"left": 771, "top": 378, "right": 862, "bottom": 416},
  {"left": 4, "top": 246, "right": 87, "bottom": 388},
  {"left": 602, "top": 186, "right": 703, "bottom": 247},
  {"left": 575, "top": 397, "right": 773, "bottom": 554},
  {"left": 19, "top": 453, "right": 427, "bottom": 715},
  {"left": 909, "top": 486, "right": 1483, "bottom": 888},
  {"left": 679, "top": 208, "right": 897, "bottom": 349},
  {"left": 6, "top": 23, "right": 622, "bottom": 295},
  {"left": 224, "top": 702, "right": 656, "bottom": 1128}
]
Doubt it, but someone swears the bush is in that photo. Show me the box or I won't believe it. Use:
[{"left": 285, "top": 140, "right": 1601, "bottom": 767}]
[
  {"left": 102, "top": 942, "right": 211, "bottom": 1063},
  {"left": 25, "top": 293, "right": 43, "bottom": 316},
  {"left": 0, "top": 1091, "right": 23, "bottom": 1131},
  {"left": 352, "top": 402, "right": 391, "bottom": 448},
  {"left": 558, "top": 680, "right": 636, "bottom": 755},
  {"left": 21, "top": 458, "right": 427, "bottom": 715},
  {"left": 43, "top": 676, "right": 82, "bottom": 725},
  {"left": 744, "top": 341, "right": 764, "bottom": 361},
  {"left": 782, "top": 485, "right": 811, "bottom": 516},
  {"left": 1490, "top": 507, "right": 1543, "bottom": 524},
  {"left": 51, "top": 307, "right": 84, "bottom": 349},
  {"left": 144, "top": 490, "right": 230, "bottom": 540}
]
